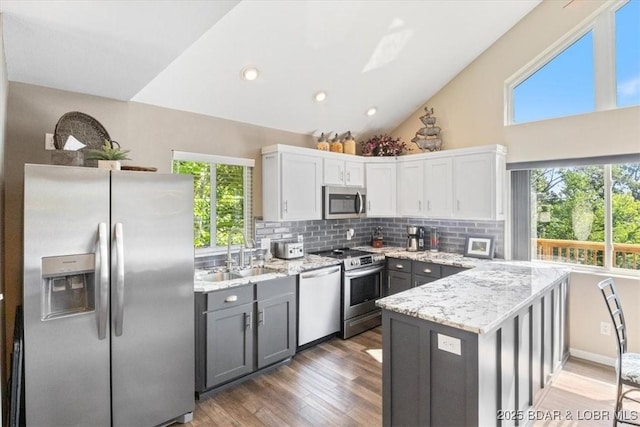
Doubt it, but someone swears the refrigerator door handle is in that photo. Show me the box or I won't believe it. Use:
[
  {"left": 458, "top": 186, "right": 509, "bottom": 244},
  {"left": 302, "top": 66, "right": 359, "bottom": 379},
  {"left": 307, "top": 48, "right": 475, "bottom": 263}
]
[
  {"left": 97, "top": 222, "right": 109, "bottom": 340},
  {"left": 114, "top": 223, "right": 125, "bottom": 337}
]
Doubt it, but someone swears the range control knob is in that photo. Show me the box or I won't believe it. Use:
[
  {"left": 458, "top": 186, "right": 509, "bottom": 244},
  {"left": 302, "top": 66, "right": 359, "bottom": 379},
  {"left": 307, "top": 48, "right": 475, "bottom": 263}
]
[{"left": 350, "top": 259, "right": 359, "bottom": 267}]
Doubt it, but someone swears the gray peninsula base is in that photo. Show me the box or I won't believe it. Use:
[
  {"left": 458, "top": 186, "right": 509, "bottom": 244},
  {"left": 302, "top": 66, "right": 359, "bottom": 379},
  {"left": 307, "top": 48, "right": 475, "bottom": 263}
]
[{"left": 382, "top": 277, "right": 569, "bottom": 426}]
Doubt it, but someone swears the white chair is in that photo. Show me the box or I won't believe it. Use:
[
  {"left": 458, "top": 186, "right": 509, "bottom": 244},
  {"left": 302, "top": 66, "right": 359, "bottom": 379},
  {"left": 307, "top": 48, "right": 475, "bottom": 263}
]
[{"left": 598, "top": 278, "right": 640, "bottom": 426}]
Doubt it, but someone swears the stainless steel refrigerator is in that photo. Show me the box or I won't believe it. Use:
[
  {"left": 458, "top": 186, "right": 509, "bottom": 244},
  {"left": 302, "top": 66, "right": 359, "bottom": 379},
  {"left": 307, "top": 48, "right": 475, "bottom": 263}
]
[{"left": 23, "top": 164, "right": 195, "bottom": 426}]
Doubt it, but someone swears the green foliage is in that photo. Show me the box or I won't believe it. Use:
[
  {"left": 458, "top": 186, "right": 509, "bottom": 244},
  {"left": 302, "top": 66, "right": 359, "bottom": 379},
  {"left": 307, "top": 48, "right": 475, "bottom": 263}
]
[
  {"left": 533, "top": 163, "right": 640, "bottom": 268},
  {"left": 173, "top": 160, "right": 211, "bottom": 248},
  {"left": 215, "top": 164, "right": 245, "bottom": 247},
  {"left": 85, "top": 140, "right": 131, "bottom": 161},
  {"left": 172, "top": 160, "right": 246, "bottom": 249}
]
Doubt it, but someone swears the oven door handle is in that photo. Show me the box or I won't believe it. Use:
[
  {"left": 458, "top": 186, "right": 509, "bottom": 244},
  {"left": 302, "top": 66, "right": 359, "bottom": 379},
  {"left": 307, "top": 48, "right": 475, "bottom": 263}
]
[{"left": 344, "top": 265, "right": 384, "bottom": 278}]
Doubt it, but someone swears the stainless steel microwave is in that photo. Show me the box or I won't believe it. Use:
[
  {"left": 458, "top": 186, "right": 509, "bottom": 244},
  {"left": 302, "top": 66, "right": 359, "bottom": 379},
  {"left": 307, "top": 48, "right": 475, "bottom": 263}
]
[{"left": 323, "top": 186, "right": 367, "bottom": 219}]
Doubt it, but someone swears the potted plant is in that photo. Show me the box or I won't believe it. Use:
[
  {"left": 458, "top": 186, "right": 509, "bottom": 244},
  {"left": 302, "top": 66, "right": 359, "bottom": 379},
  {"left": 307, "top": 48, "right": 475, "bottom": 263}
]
[
  {"left": 360, "top": 134, "right": 406, "bottom": 157},
  {"left": 85, "top": 140, "right": 131, "bottom": 170}
]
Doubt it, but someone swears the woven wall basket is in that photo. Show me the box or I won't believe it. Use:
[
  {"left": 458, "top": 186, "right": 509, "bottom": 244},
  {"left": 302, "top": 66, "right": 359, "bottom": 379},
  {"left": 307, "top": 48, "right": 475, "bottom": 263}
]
[{"left": 53, "top": 111, "right": 111, "bottom": 150}]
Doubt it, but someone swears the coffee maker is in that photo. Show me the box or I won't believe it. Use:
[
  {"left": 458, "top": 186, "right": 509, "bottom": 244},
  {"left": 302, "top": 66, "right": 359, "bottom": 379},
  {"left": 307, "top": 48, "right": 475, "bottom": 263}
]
[
  {"left": 406, "top": 226, "right": 418, "bottom": 252},
  {"left": 417, "top": 227, "right": 426, "bottom": 251}
]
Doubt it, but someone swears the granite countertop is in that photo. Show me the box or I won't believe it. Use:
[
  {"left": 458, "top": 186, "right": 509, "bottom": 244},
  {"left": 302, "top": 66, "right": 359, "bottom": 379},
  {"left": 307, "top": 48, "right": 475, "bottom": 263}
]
[
  {"left": 352, "top": 245, "right": 491, "bottom": 268},
  {"left": 194, "top": 254, "right": 341, "bottom": 292},
  {"left": 376, "top": 261, "right": 570, "bottom": 335}
]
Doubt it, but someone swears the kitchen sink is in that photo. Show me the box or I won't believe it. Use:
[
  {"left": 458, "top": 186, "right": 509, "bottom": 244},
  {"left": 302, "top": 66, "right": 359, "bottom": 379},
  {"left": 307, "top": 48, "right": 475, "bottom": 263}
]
[
  {"left": 196, "top": 266, "right": 275, "bottom": 282},
  {"left": 232, "top": 266, "right": 273, "bottom": 278},
  {"left": 196, "top": 271, "right": 236, "bottom": 282}
]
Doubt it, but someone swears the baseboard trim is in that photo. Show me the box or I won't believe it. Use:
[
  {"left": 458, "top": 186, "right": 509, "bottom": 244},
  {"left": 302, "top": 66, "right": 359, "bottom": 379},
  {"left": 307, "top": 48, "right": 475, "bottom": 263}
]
[{"left": 570, "top": 348, "right": 616, "bottom": 367}]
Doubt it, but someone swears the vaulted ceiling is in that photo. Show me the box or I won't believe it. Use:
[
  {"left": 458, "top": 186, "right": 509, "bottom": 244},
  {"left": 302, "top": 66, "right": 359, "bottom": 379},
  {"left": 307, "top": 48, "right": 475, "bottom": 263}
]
[{"left": 0, "top": 0, "right": 540, "bottom": 138}]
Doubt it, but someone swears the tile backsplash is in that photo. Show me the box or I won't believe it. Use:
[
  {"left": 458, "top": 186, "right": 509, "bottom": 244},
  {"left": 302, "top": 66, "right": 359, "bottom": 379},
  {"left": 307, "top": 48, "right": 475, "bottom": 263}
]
[{"left": 196, "top": 216, "right": 504, "bottom": 269}]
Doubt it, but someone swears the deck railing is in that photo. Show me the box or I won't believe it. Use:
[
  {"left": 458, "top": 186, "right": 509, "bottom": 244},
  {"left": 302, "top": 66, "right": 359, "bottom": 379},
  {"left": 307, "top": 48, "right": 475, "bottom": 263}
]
[{"left": 535, "top": 238, "right": 640, "bottom": 270}]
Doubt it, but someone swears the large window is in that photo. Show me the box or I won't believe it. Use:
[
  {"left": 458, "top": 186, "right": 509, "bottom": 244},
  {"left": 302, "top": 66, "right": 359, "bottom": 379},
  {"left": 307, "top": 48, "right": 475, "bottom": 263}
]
[
  {"left": 530, "top": 162, "right": 640, "bottom": 271},
  {"left": 172, "top": 152, "right": 254, "bottom": 252},
  {"left": 615, "top": 0, "right": 640, "bottom": 107},
  {"left": 513, "top": 32, "right": 594, "bottom": 123},
  {"left": 507, "top": 0, "right": 639, "bottom": 124}
]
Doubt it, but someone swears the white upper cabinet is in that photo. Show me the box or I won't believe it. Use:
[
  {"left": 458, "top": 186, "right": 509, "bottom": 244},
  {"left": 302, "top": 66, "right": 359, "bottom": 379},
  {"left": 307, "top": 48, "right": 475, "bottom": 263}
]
[
  {"left": 262, "top": 150, "right": 322, "bottom": 221},
  {"left": 323, "top": 158, "right": 364, "bottom": 187},
  {"left": 453, "top": 152, "right": 504, "bottom": 220},
  {"left": 397, "top": 160, "right": 424, "bottom": 216},
  {"left": 424, "top": 157, "right": 453, "bottom": 219},
  {"left": 262, "top": 144, "right": 506, "bottom": 222},
  {"left": 366, "top": 162, "right": 397, "bottom": 217}
]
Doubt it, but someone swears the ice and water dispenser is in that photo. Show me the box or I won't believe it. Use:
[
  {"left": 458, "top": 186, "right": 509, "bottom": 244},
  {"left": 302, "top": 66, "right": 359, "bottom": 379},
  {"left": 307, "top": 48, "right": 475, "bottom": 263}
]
[{"left": 41, "top": 253, "right": 95, "bottom": 320}]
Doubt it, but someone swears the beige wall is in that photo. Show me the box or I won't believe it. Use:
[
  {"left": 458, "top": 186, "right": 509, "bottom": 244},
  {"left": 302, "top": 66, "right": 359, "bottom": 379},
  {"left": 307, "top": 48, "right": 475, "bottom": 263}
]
[
  {"left": 570, "top": 272, "right": 640, "bottom": 360},
  {"left": 392, "top": 0, "right": 640, "bottom": 362},
  {"left": 393, "top": 0, "right": 640, "bottom": 162},
  {"left": 3, "top": 82, "right": 314, "bottom": 362}
]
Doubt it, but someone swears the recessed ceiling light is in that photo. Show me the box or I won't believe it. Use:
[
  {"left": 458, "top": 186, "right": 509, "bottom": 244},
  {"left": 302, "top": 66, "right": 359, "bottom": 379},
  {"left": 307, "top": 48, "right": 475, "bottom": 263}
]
[
  {"left": 241, "top": 66, "right": 259, "bottom": 81},
  {"left": 314, "top": 91, "right": 327, "bottom": 102},
  {"left": 366, "top": 107, "right": 378, "bottom": 116}
]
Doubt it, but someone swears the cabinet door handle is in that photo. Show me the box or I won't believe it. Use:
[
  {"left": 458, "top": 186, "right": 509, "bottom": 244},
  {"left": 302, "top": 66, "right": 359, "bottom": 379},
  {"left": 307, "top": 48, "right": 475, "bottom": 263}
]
[
  {"left": 258, "top": 310, "right": 265, "bottom": 325},
  {"left": 225, "top": 295, "right": 238, "bottom": 302},
  {"left": 457, "top": 200, "right": 460, "bottom": 210},
  {"left": 340, "top": 170, "right": 344, "bottom": 181},
  {"left": 423, "top": 268, "right": 432, "bottom": 274},
  {"left": 347, "top": 171, "right": 351, "bottom": 182},
  {"left": 395, "top": 264, "right": 404, "bottom": 269},
  {"left": 245, "top": 312, "right": 252, "bottom": 330},
  {"left": 368, "top": 201, "right": 371, "bottom": 211},
  {"left": 284, "top": 200, "right": 288, "bottom": 213},
  {"left": 427, "top": 200, "right": 431, "bottom": 211},
  {"left": 387, "top": 276, "right": 391, "bottom": 294},
  {"left": 419, "top": 200, "right": 422, "bottom": 210}
]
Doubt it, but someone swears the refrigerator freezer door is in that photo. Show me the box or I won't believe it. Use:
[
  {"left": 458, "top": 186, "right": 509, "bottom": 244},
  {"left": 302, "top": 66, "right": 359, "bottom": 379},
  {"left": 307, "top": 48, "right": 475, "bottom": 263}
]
[
  {"left": 110, "top": 170, "right": 194, "bottom": 427},
  {"left": 24, "top": 164, "right": 111, "bottom": 426}
]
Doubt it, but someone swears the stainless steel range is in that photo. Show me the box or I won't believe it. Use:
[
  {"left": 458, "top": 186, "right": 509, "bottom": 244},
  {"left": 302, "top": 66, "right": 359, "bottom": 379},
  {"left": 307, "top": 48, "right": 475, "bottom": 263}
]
[{"left": 313, "top": 248, "right": 385, "bottom": 338}]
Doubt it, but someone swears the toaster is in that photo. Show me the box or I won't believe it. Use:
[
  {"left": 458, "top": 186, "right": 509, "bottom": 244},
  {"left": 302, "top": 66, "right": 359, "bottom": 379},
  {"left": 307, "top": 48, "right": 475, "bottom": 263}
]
[{"left": 274, "top": 242, "right": 304, "bottom": 260}]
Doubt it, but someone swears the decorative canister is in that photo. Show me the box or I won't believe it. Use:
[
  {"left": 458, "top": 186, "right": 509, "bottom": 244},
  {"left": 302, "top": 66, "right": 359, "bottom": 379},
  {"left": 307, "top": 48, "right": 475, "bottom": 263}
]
[
  {"left": 329, "top": 133, "right": 343, "bottom": 153},
  {"left": 316, "top": 132, "right": 330, "bottom": 151},
  {"left": 343, "top": 131, "right": 356, "bottom": 155}
]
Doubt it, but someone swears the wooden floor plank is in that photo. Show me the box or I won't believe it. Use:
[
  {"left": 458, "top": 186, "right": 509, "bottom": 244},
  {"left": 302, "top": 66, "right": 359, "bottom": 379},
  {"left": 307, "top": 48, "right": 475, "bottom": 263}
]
[{"left": 182, "top": 327, "right": 627, "bottom": 427}]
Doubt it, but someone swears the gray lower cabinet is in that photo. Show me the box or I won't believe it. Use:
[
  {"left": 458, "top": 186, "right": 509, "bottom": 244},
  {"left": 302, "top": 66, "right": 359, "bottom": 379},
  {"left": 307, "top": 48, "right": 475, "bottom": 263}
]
[
  {"left": 195, "top": 276, "right": 296, "bottom": 396},
  {"left": 386, "top": 257, "right": 469, "bottom": 294},
  {"left": 387, "top": 270, "right": 412, "bottom": 296},
  {"left": 256, "top": 281, "right": 296, "bottom": 369},
  {"left": 205, "top": 302, "right": 253, "bottom": 388}
]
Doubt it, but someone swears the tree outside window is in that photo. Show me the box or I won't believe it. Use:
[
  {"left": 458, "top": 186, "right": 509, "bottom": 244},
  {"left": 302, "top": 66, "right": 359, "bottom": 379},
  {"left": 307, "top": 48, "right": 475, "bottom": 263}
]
[
  {"left": 173, "top": 159, "right": 251, "bottom": 251},
  {"left": 532, "top": 163, "right": 640, "bottom": 270}
]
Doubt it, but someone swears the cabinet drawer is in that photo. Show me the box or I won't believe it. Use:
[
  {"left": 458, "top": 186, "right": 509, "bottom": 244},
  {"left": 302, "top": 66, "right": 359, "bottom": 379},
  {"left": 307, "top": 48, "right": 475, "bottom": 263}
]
[
  {"left": 387, "top": 258, "right": 411, "bottom": 272},
  {"left": 207, "top": 285, "right": 254, "bottom": 311},
  {"left": 412, "top": 261, "right": 441, "bottom": 278},
  {"left": 256, "top": 276, "right": 296, "bottom": 301}
]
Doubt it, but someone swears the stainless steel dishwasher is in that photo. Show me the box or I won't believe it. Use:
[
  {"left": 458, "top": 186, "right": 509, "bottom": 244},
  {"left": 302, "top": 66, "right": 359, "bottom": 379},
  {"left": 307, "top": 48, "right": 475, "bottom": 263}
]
[{"left": 298, "top": 265, "right": 342, "bottom": 347}]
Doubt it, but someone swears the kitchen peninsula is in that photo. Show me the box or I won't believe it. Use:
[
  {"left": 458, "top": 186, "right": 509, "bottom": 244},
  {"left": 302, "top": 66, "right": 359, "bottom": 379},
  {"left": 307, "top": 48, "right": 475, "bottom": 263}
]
[{"left": 376, "top": 261, "right": 570, "bottom": 427}]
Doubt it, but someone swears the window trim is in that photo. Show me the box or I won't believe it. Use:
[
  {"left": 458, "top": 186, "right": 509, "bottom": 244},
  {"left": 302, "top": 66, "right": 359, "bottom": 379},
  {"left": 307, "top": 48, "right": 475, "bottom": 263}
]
[
  {"left": 504, "top": 0, "right": 629, "bottom": 125},
  {"left": 171, "top": 151, "right": 254, "bottom": 256}
]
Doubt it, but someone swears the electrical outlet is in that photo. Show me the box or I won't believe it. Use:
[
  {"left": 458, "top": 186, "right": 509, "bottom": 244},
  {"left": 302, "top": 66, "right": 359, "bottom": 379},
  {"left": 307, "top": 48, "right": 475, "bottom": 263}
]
[
  {"left": 600, "top": 321, "right": 611, "bottom": 336},
  {"left": 44, "top": 133, "right": 55, "bottom": 150},
  {"left": 437, "top": 333, "right": 461, "bottom": 355}
]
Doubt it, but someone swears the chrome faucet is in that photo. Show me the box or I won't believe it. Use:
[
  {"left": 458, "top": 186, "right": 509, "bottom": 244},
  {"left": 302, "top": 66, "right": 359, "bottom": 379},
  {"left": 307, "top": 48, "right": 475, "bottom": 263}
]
[{"left": 226, "top": 228, "right": 246, "bottom": 269}]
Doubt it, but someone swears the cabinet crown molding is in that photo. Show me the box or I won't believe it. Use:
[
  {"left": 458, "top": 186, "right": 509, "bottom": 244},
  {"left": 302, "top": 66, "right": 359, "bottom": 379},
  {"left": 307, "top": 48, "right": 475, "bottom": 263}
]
[{"left": 262, "top": 143, "right": 507, "bottom": 162}]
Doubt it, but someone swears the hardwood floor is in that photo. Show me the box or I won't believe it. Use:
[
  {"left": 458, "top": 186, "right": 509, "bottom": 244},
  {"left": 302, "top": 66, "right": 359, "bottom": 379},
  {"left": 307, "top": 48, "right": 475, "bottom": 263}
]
[
  {"left": 189, "top": 328, "right": 382, "bottom": 427},
  {"left": 186, "top": 327, "right": 636, "bottom": 426}
]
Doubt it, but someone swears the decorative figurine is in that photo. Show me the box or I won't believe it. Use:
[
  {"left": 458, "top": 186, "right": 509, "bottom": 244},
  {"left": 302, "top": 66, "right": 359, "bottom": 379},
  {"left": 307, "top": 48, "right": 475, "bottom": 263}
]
[{"left": 411, "top": 107, "right": 442, "bottom": 152}]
